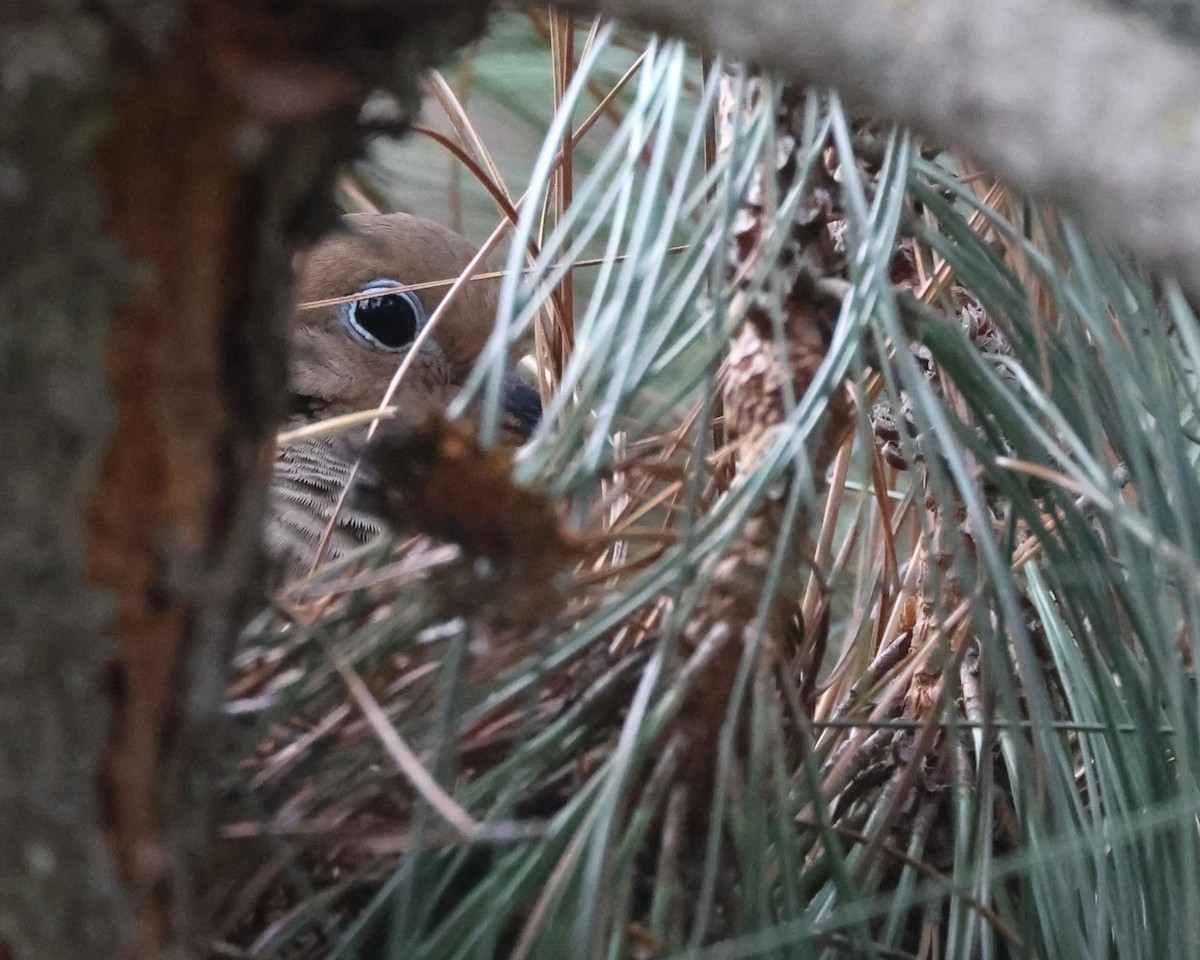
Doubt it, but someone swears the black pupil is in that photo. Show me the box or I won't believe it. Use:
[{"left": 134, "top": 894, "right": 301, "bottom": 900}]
[{"left": 353, "top": 293, "right": 419, "bottom": 349}]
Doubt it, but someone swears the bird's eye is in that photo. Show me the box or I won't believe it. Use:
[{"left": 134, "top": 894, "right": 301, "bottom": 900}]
[{"left": 337, "top": 278, "right": 428, "bottom": 352}]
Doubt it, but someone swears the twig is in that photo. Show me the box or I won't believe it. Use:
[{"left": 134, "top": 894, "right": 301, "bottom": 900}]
[{"left": 320, "top": 638, "right": 480, "bottom": 840}]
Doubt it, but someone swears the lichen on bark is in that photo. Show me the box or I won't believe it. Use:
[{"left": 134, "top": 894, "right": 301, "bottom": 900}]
[{"left": 0, "top": 14, "right": 130, "bottom": 960}]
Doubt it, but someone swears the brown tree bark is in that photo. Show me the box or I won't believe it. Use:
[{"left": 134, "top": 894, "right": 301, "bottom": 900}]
[
  {"left": 1, "top": 15, "right": 129, "bottom": 960},
  {"left": 0, "top": 3, "right": 490, "bottom": 958}
]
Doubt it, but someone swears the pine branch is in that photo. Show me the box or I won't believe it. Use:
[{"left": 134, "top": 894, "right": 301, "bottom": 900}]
[{"left": 542, "top": 0, "right": 1200, "bottom": 296}]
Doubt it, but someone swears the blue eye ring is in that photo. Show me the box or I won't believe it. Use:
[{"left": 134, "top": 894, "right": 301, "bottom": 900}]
[{"left": 337, "top": 278, "right": 428, "bottom": 352}]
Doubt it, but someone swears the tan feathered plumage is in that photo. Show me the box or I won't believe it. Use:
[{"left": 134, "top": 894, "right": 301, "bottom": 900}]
[{"left": 268, "top": 213, "right": 536, "bottom": 585}]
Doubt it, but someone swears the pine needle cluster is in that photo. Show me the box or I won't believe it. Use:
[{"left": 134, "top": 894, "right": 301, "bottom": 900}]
[{"left": 205, "top": 14, "right": 1200, "bottom": 960}]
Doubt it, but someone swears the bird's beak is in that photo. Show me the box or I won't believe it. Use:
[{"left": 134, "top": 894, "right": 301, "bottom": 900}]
[{"left": 500, "top": 376, "right": 542, "bottom": 442}]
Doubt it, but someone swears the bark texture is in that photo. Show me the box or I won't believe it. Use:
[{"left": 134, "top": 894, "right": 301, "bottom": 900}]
[
  {"left": 0, "top": 17, "right": 129, "bottom": 960},
  {"left": 1, "top": 2, "right": 491, "bottom": 958}
]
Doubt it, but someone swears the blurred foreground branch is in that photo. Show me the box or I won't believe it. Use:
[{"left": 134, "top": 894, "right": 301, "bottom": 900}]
[{"left": 545, "top": 0, "right": 1200, "bottom": 294}]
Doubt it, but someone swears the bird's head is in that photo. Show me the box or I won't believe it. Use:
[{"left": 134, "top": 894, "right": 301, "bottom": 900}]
[
  {"left": 270, "top": 213, "right": 542, "bottom": 585},
  {"left": 288, "top": 212, "right": 500, "bottom": 423}
]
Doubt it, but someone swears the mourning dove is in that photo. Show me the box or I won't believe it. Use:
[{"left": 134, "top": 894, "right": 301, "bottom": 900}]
[{"left": 268, "top": 212, "right": 540, "bottom": 583}]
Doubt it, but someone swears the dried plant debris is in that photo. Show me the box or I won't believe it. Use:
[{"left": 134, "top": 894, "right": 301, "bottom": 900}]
[{"left": 360, "top": 417, "right": 578, "bottom": 579}]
